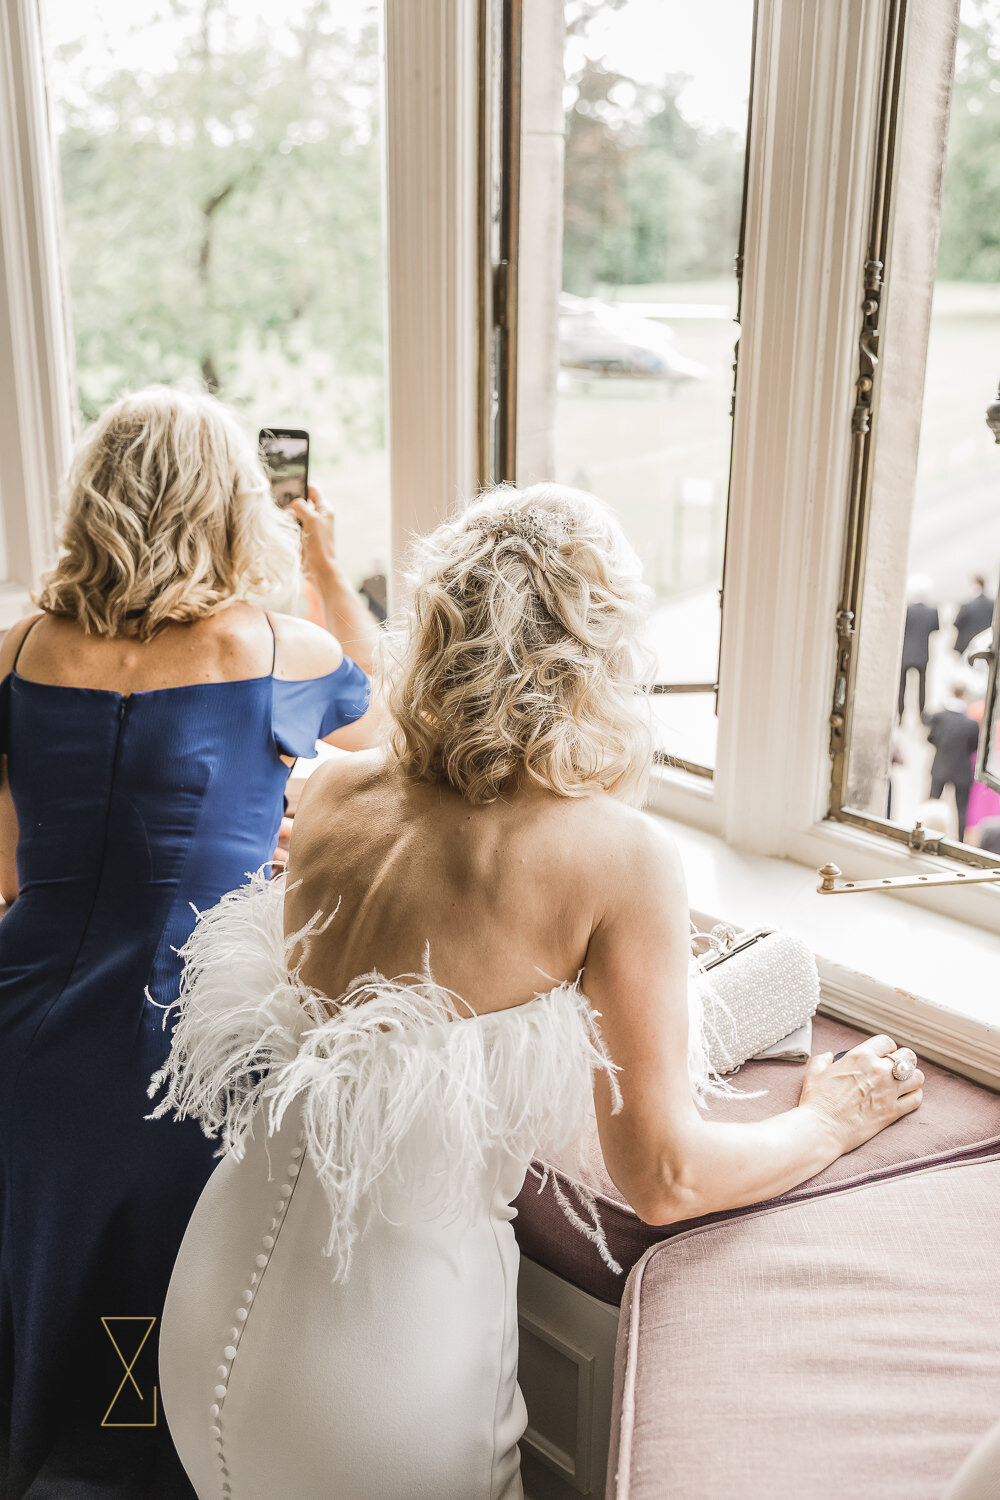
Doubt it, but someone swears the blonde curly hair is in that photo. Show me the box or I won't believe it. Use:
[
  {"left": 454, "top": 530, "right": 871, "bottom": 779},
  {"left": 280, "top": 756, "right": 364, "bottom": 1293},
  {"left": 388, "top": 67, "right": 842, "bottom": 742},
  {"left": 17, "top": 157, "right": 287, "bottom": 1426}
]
[
  {"left": 383, "top": 483, "right": 656, "bottom": 805},
  {"left": 37, "top": 384, "right": 300, "bottom": 639}
]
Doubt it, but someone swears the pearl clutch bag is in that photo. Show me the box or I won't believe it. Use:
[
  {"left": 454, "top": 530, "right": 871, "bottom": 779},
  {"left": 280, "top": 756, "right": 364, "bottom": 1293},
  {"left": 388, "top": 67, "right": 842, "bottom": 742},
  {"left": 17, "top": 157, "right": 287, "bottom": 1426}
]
[{"left": 690, "top": 924, "right": 821, "bottom": 1076}]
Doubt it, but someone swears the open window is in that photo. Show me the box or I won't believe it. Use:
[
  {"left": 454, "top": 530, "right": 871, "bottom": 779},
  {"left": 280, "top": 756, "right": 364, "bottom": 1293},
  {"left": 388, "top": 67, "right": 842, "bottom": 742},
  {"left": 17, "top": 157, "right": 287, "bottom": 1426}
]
[
  {"left": 829, "top": 0, "right": 1000, "bottom": 867},
  {"left": 40, "top": 0, "right": 390, "bottom": 604},
  {"left": 489, "top": 0, "right": 758, "bottom": 776}
]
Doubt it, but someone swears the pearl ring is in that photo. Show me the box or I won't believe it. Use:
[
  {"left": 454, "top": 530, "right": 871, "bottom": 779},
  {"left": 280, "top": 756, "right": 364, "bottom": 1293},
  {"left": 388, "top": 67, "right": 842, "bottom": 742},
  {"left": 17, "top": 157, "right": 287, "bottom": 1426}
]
[{"left": 891, "top": 1048, "right": 918, "bottom": 1083}]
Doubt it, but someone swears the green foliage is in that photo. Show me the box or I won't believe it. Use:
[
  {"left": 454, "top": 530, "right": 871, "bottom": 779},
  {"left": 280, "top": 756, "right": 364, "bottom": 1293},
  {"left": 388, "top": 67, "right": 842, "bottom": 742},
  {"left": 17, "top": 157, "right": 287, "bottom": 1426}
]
[
  {"left": 938, "top": 1, "right": 1000, "bottom": 282},
  {"left": 55, "top": 0, "right": 385, "bottom": 436},
  {"left": 563, "top": 0, "right": 1000, "bottom": 295},
  {"left": 562, "top": 50, "right": 744, "bottom": 293},
  {"left": 54, "top": 0, "right": 1000, "bottom": 448}
]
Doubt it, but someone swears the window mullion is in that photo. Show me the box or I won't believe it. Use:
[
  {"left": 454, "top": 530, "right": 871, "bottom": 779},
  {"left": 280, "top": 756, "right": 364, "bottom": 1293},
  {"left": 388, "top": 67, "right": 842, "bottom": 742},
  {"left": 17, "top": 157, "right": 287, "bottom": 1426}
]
[
  {"left": 711, "top": 0, "right": 894, "bottom": 855},
  {"left": 383, "top": 0, "right": 483, "bottom": 604},
  {"left": 0, "top": 0, "right": 75, "bottom": 604}
]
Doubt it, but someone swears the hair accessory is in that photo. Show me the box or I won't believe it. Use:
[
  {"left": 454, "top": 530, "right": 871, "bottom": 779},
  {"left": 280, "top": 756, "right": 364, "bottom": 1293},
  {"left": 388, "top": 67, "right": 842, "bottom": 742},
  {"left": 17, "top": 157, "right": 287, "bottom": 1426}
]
[{"left": 470, "top": 503, "right": 572, "bottom": 549}]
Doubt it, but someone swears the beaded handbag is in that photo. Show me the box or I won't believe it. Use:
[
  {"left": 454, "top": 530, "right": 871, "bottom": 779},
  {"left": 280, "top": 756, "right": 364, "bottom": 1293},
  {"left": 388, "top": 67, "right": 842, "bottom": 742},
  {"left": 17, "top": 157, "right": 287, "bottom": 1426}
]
[{"left": 690, "top": 924, "right": 821, "bottom": 1076}]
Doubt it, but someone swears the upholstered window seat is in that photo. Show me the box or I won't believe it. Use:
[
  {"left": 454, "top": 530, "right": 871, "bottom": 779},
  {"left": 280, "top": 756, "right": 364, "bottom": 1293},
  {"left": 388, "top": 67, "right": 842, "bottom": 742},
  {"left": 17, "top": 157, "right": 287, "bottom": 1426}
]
[
  {"left": 513, "top": 1012, "right": 1000, "bottom": 1305},
  {"left": 513, "top": 1014, "right": 1000, "bottom": 1500},
  {"left": 606, "top": 1153, "right": 1000, "bottom": 1498}
]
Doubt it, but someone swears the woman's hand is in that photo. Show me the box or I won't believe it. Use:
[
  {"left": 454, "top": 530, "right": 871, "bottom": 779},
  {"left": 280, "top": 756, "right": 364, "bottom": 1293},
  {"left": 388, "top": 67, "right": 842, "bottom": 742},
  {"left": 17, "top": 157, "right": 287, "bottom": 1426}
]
[
  {"left": 288, "top": 486, "right": 338, "bottom": 586},
  {"left": 286, "top": 485, "right": 380, "bottom": 676},
  {"left": 579, "top": 818, "right": 932, "bottom": 1225},
  {"left": 797, "top": 1035, "right": 924, "bottom": 1155}
]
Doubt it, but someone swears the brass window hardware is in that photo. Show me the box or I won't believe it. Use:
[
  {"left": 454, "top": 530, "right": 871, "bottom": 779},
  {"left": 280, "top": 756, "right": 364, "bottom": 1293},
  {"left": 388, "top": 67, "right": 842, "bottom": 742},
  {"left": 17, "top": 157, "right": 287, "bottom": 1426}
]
[
  {"left": 818, "top": 861, "right": 1000, "bottom": 895},
  {"left": 906, "top": 819, "right": 939, "bottom": 854}
]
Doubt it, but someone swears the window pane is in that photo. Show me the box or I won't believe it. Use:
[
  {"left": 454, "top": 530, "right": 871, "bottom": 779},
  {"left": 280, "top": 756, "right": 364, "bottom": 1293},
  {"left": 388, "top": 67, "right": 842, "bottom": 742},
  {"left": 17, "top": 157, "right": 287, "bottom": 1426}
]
[
  {"left": 653, "top": 690, "right": 717, "bottom": 771},
  {"left": 844, "top": 0, "right": 1000, "bottom": 853},
  {"left": 42, "top": 0, "right": 388, "bottom": 601},
  {"left": 515, "top": 0, "right": 754, "bottom": 769}
]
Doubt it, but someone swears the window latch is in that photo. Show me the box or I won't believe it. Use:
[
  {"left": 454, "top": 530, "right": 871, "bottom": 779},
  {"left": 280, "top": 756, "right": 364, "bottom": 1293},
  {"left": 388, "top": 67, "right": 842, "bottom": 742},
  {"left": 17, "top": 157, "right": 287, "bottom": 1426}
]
[{"left": 817, "top": 856, "right": 1000, "bottom": 895}]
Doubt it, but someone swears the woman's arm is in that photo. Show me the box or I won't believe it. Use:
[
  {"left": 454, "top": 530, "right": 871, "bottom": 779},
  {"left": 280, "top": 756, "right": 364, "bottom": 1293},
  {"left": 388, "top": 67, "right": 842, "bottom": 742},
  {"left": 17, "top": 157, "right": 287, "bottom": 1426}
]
[
  {"left": 583, "top": 816, "right": 924, "bottom": 1227},
  {"left": 321, "top": 699, "right": 384, "bottom": 753},
  {"left": 269, "top": 610, "right": 383, "bottom": 755},
  {"left": 288, "top": 489, "right": 381, "bottom": 676}
]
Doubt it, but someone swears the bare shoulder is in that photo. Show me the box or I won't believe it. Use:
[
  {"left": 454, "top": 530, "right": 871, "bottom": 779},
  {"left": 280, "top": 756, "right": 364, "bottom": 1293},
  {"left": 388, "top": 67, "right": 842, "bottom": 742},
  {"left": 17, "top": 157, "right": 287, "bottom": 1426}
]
[
  {"left": 289, "top": 750, "right": 383, "bottom": 845},
  {"left": 0, "top": 613, "right": 45, "bottom": 677},
  {"left": 284, "top": 751, "right": 384, "bottom": 929},
  {"left": 268, "top": 611, "right": 344, "bottom": 681},
  {"left": 578, "top": 795, "right": 687, "bottom": 914}
]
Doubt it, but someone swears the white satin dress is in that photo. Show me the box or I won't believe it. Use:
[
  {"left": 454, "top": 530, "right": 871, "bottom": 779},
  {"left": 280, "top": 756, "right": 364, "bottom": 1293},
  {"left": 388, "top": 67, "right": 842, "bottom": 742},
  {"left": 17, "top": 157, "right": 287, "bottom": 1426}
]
[{"left": 148, "top": 872, "right": 622, "bottom": 1500}]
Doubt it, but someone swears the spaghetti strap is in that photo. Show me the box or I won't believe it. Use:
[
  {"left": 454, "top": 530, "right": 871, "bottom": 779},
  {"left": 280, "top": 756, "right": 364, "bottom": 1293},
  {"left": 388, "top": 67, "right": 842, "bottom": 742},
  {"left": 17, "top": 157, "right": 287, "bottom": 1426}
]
[
  {"left": 11, "top": 614, "right": 43, "bottom": 673},
  {"left": 264, "top": 612, "right": 277, "bottom": 675}
]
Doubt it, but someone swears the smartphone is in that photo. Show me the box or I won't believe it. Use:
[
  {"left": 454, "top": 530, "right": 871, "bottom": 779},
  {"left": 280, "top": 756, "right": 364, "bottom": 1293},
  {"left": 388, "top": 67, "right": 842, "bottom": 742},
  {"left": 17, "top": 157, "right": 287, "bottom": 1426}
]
[{"left": 259, "top": 427, "right": 309, "bottom": 509}]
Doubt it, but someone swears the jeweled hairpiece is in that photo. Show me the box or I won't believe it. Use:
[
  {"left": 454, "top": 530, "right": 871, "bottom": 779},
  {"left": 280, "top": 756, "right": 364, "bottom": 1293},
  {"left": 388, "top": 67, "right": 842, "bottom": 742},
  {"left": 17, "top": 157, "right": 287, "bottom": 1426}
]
[{"left": 469, "top": 503, "right": 572, "bottom": 549}]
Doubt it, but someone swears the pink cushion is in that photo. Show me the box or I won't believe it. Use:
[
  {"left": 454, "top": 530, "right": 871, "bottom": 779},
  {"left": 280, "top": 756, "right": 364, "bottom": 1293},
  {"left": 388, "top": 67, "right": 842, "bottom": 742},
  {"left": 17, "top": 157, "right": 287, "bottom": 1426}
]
[
  {"left": 607, "top": 1154, "right": 1000, "bottom": 1500},
  {"left": 513, "top": 1013, "right": 1000, "bottom": 1303}
]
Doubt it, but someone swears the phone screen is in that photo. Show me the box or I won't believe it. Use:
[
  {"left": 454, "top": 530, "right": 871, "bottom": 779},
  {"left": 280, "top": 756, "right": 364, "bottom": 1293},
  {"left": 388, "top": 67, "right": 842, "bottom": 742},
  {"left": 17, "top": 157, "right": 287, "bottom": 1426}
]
[{"left": 259, "top": 428, "right": 309, "bottom": 508}]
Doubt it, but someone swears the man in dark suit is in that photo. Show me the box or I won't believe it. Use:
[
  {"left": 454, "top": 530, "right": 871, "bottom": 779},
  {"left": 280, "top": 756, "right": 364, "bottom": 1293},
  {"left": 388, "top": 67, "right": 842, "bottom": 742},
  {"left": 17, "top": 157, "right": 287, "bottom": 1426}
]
[
  {"left": 927, "top": 684, "right": 980, "bottom": 841},
  {"left": 897, "top": 583, "right": 939, "bottom": 721},
  {"left": 953, "top": 574, "right": 994, "bottom": 657}
]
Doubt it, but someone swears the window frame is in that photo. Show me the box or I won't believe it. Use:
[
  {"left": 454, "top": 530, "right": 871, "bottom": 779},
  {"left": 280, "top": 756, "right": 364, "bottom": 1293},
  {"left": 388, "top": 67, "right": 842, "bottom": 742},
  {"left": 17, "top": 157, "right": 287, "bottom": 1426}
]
[
  {"left": 1, "top": 1, "right": 488, "bottom": 623},
  {"left": 0, "top": 0, "right": 75, "bottom": 616},
  {"left": 825, "top": 0, "right": 1000, "bottom": 877},
  {"left": 7, "top": 0, "right": 1000, "bottom": 960},
  {"left": 486, "top": 0, "right": 1000, "bottom": 939},
  {"left": 701, "top": 0, "right": 1000, "bottom": 937},
  {"left": 488, "top": 0, "right": 761, "bottom": 779}
]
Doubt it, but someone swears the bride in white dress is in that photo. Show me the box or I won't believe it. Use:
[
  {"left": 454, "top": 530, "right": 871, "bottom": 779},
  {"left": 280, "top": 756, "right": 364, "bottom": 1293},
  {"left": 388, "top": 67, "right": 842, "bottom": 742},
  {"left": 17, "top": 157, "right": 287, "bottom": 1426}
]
[{"left": 149, "top": 483, "right": 924, "bottom": 1500}]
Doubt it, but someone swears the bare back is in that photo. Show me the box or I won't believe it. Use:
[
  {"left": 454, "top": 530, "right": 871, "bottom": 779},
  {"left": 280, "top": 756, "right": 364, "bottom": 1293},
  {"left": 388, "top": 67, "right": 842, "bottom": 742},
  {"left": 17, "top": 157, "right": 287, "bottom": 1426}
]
[{"left": 283, "top": 750, "right": 641, "bottom": 1016}]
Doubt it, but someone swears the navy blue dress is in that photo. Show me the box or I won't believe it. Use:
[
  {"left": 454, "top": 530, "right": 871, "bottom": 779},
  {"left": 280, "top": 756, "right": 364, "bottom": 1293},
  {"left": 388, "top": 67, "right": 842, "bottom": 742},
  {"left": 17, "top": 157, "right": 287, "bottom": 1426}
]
[{"left": 0, "top": 621, "right": 369, "bottom": 1498}]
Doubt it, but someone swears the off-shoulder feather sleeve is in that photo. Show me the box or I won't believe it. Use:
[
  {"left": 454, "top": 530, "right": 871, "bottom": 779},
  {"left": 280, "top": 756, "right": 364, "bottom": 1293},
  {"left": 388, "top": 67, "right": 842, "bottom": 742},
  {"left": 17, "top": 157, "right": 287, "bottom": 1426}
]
[{"left": 147, "top": 869, "right": 625, "bottom": 1282}]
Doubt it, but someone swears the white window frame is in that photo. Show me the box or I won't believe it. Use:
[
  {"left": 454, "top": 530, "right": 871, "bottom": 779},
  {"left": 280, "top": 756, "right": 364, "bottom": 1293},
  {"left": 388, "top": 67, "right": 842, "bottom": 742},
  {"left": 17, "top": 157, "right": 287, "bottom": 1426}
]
[
  {"left": 0, "top": 0, "right": 74, "bottom": 619},
  {"left": 0, "top": 0, "right": 486, "bottom": 624},
  {"left": 5, "top": 0, "right": 998, "bottom": 1072},
  {"left": 646, "top": 0, "right": 1000, "bottom": 937},
  {"left": 383, "top": 0, "right": 485, "bottom": 582}
]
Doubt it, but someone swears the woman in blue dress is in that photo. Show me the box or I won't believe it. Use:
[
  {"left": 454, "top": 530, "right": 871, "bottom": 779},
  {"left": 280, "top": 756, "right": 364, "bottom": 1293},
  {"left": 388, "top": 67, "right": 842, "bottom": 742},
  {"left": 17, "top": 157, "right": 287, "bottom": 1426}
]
[{"left": 0, "top": 386, "right": 379, "bottom": 1497}]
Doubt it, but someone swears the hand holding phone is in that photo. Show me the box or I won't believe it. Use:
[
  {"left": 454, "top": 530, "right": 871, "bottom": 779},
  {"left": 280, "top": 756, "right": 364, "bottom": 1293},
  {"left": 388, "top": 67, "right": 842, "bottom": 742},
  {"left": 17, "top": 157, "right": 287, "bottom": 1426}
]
[
  {"left": 290, "top": 486, "right": 338, "bottom": 580},
  {"left": 259, "top": 427, "right": 309, "bottom": 508}
]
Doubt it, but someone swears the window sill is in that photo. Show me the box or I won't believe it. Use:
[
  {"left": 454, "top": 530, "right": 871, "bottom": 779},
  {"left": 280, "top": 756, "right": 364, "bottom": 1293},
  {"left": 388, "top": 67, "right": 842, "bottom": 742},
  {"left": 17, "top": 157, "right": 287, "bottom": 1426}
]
[
  {"left": 651, "top": 811, "right": 1000, "bottom": 1089},
  {"left": 646, "top": 759, "right": 719, "bottom": 833}
]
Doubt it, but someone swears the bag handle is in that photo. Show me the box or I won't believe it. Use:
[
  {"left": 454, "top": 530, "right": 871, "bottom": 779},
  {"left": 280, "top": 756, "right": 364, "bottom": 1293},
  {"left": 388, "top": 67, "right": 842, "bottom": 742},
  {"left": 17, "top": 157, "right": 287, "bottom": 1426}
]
[{"left": 690, "top": 921, "right": 775, "bottom": 968}]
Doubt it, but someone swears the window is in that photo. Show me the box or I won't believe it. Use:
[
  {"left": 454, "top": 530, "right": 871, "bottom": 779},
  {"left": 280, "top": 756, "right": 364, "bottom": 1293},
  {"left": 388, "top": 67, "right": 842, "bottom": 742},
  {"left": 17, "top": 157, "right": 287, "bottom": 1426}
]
[
  {"left": 41, "top": 0, "right": 389, "bottom": 603},
  {"left": 832, "top": 0, "right": 1000, "bottom": 868},
  {"left": 5, "top": 0, "right": 999, "bottom": 970},
  {"left": 503, "top": 0, "right": 756, "bottom": 774}
]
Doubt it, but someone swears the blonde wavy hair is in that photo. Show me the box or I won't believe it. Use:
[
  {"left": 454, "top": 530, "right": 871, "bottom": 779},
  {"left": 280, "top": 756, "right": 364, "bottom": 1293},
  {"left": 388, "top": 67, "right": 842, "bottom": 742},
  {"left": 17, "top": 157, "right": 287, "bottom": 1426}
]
[
  {"left": 37, "top": 385, "right": 300, "bottom": 638},
  {"left": 383, "top": 483, "right": 657, "bottom": 805}
]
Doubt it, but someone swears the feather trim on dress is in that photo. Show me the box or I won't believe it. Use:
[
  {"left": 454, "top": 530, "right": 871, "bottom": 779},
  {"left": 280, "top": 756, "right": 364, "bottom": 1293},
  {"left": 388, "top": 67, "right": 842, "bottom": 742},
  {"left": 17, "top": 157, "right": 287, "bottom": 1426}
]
[{"left": 148, "top": 869, "right": 633, "bottom": 1281}]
